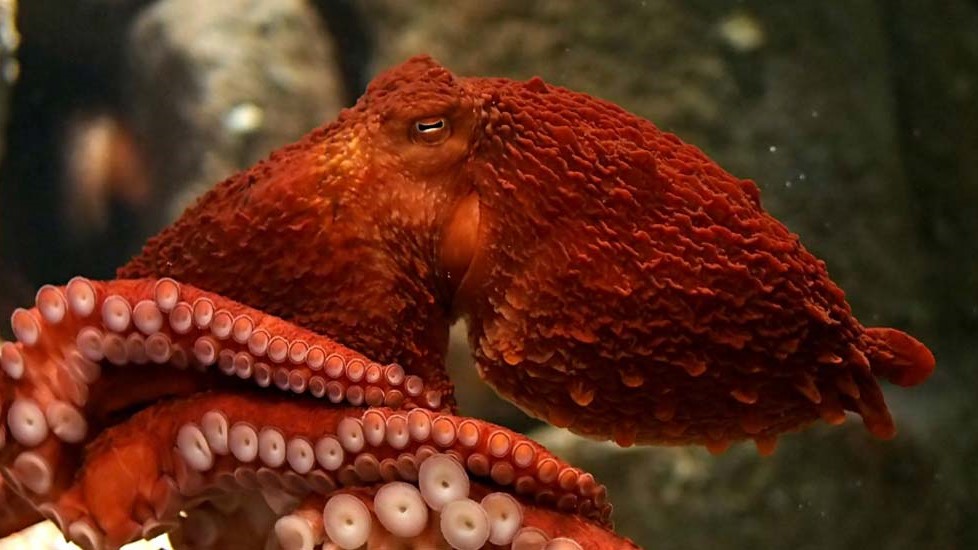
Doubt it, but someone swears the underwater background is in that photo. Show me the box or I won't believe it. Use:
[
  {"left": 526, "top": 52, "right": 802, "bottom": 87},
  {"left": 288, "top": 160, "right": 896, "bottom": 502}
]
[{"left": 0, "top": 1, "right": 975, "bottom": 548}]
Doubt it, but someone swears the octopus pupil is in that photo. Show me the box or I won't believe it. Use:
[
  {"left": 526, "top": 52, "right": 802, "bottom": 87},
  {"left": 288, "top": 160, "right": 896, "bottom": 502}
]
[{"left": 417, "top": 120, "right": 444, "bottom": 132}]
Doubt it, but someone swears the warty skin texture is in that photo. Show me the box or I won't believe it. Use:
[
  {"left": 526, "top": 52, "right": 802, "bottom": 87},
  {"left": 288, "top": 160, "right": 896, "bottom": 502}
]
[
  {"left": 458, "top": 72, "right": 935, "bottom": 448},
  {"left": 123, "top": 55, "right": 933, "bottom": 449}
]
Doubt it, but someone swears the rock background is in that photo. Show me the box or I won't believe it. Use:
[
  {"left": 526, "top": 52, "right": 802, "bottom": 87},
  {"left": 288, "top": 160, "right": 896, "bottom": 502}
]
[
  {"left": 0, "top": 1, "right": 976, "bottom": 549},
  {"left": 534, "top": 420, "right": 963, "bottom": 550},
  {"left": 0, "top": 0, "right": 14, "bottom": 160},
  {"left": 128, "top": 0, "right": 345, "bottom": 230},
  {"left": 0, "top": 0, "right": 24, "bottom": 324}
]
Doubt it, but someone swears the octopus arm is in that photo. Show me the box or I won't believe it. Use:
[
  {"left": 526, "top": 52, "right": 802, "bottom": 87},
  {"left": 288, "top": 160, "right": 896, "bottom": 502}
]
[
  {"left": 862, "top": 326, "right": 935, "bottom": 387},
  {"left": 25, "top": 391, "right": 621, "bottom": 549}
]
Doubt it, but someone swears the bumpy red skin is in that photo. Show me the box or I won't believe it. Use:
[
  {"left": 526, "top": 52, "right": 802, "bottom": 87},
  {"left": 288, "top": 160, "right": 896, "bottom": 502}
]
[
  {"left": 457, "top": 73, "right": 936, "bottom": 448},
  {"left": 122, "top": 56, "right": 933, "bottom": 449}
]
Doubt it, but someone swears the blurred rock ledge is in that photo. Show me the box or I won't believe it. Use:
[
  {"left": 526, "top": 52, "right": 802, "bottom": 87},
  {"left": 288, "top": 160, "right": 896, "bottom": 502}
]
[
  {"left": 128, "top": 0, "right": 344, "bottom": 230},
  {"left": 0, "top": 0, "right": 345, "bottom": 311},
  {"left": 0, "top": 0, "right": 15, "bottom": 160},
  {"left": 0, "top": 0, "right": 20, "bottom": 329}
]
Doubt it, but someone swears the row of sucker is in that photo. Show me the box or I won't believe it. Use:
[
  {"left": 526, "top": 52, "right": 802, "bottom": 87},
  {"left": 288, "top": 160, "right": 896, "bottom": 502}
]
[
  {"left": 169, "top": 408, "right": 609, "bottom": 521},
  {"left": 40, "top": 400, "right": 611, "bottom": 549},
  {"left": 2, "top": 277, "right": 438, "bottom": 416},
  {"left": 272, "top": 460, "right": 587, "bottom": 549}
]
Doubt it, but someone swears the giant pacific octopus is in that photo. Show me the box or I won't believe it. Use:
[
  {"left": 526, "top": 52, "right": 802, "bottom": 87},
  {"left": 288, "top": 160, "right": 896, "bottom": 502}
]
[{"left": 0, "top": 56, "right": 934, "bottom": 549}]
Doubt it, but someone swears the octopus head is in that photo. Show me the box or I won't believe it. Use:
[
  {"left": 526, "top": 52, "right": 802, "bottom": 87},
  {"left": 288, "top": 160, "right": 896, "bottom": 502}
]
[
  {"left": 336, "top": 56, "right": 486, "bottom": 293},
  {"left": 317, "top": 56, "right": 483, "bottom": 272}
]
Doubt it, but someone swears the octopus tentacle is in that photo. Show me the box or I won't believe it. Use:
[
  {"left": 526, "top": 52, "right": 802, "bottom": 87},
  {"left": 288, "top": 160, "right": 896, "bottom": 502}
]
[
  {"left": 0, "top": 277, "right": 438, "bottom": 461},
  {"left": 1, "top": 277, "right": 438, "bottom": 413},
  {"left": 164, "top": 481, "right": 634, "bottom": 550},
  {"left": 143, "top": 460, "right": 630, "bottom": 549},
  {"left": 23, "top": 392, "right": 616, "bottom": 549},
  {"left": 268, "top": 485, "right": 634, "bottom": 550},
  {"left": 274, "top": 494, "right": 327, "bottom": 549}
]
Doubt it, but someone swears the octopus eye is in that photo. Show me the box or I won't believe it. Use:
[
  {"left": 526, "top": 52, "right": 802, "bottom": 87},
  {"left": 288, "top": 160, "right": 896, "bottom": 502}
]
[{"left": 411, "top": 117, "right": 451, "bottom": 145}]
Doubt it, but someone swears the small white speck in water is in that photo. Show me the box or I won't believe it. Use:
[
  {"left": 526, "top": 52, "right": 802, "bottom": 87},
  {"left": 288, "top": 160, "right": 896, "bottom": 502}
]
[
  {"left": 224, "top": 102, "right": 265, "bottom": 134},
  {"left": 718, "top": 12, "right": 765, "bottom": 52},
  {"left": 769, "top": 145, "right": 778, "bottom": 153},
  {"left": 2, "top": 58, "right": 19, "bottom": 83}
]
